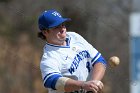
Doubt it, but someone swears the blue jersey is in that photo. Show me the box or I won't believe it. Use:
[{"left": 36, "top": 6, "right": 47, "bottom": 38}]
[{"left": 40, "top": 32, "right": 106, "bottom": 93}]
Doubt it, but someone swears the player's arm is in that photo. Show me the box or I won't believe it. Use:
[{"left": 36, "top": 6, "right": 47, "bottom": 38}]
[
  {"left": 91, "top": 55, "right": 107, "bottom": 80},
  {"left": 89, "top": 55, "right": 107, "bottom": 92},
  {"left": 42, "top": 64, "right": 105, "bottom": 92},
  {"left": 91, "top": 62, "right": 106, "bottom": 80},
  {"left": 56, "top": 57, "right": 107, "bottom": 93},
  {"left": 56, "top": 76, "right": 104, "bottom": 92},
  {"left": 56, "top": 77, "right": 82, "bottom": 92}
]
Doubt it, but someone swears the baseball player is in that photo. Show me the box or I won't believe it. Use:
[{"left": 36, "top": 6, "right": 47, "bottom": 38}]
[{"left": 38, "top": 9, "right": 107, "bottom": 93}]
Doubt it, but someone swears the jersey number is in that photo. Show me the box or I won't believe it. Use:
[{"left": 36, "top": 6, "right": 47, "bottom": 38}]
[{"left": 86, "top": 62, "right": 91, "bottom": 72}]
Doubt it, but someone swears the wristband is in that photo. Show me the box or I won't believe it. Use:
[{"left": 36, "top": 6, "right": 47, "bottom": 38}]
[
  {"left": 55, "top": 77, "right": 69, "bottom": 91},
  {"left": 80, "top": 81, "right": 85, "bottom": 90}
]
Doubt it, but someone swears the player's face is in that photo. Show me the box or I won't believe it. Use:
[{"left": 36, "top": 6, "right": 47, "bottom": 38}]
[{"left": 45, "top": 23, "right": 67, "bottom": 45}]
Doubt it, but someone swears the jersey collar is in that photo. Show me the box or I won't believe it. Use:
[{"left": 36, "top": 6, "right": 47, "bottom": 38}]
[{"left": 46, "top": 37, "right": 71, "bottom": 48}]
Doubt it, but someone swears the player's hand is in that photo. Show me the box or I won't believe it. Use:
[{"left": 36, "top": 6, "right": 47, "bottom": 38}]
[
  {"left": 93, "top": 80, "right": 103, "bottom": 92},
  {"left": 82, "top": 80, "right": 104, "bottom": 93}
]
